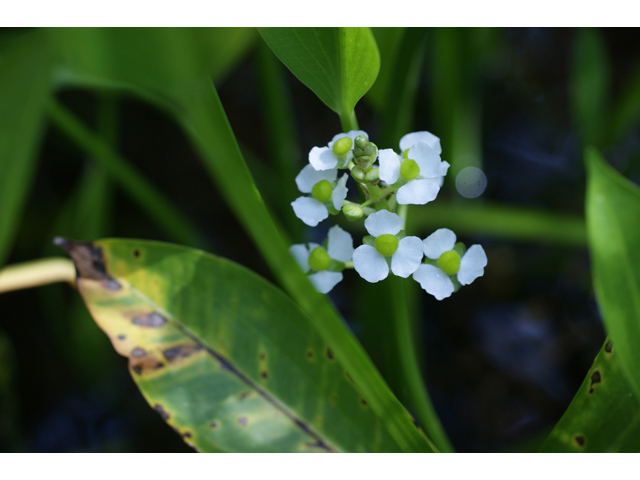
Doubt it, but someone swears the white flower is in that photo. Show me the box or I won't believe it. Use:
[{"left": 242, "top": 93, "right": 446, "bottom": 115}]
[
  {"left": 413, "top": 228, "right": 487, "bottom": 300},
  {"left": 289, "top": 225, "right": 354, "bottom": 294},
  {"left": 399, "top": 131, "right": 442, "bottom": 155},
  {"left": 291, "top": 165, "right": 349, "bottom": 227},
  {"left": 378, "top": 140, "right": 449, "bottom": 205},
  {"left": 308, "top": 130, "right": 368, "bottom": 171},
  {"left": 352, "top": 210, "right": 423, "bottom": 283}
]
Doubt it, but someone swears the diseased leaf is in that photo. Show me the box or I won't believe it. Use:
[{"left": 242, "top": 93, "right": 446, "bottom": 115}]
[
  {"left": 540, "top": 339, "right": 640, "bottom": 452},
  {"left": 585, "top": 147, "right": 640, "bottom": 398},
  {"left": 259, "top": 28, "right": 380, "bottom": 121},
  {"left": 59, "top": 238, "right": 402, "bottom": 453},
  {"left": 0, "top": 31, "right": 52, "bottom": 266}
]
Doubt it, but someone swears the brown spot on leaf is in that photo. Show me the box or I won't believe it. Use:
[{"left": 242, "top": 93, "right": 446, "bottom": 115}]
[
  {"left": 153, "top": 404, "right": 170, "bottom": 420},
  {"left": 54, "top": 238, "right": 109, "bottom": 281},
  {"left": 132, "top": 312, "right": 167, "bottom": 327},
  {"left": 589, "top": 370, "right": 602, "bottom": 394},
  {"left": 237, "top": 417, "right": 248, "bottom": 426},
  {"left": 129, "top": 352, "right": 164, "bottom": 375},
  {"left": 210, "top": 421, "right": 219, "bottom": 429},
  {"left": 237, "top": 391, "right": 251, "bottom": 400},
  {"left": 330, "top": 394, "right": 338, "bottom": 404},
  {"left": 133, "top": 249, "right": 140, "bottom": 258},
  {"left": 259, "top": 352, "right": 266, "bottom": 361},
  {"left": 103, "top": 279, "right": 122, "bottom": 290},
  {"left": 117, "top": 335, "right": 126, "bottom": 340},
  {"left": 260, "top": 370, "right": 268, "bottom": 380},
  {"left": 163, "top": 343, "right": 203, "bottom": 362},
  {"left": 326, "top": 347, "right": 334, "bottom": 361},
  {"left": 306, "top": 349, "right": 315, "bottom": 360},
  {"left": 360, "top": 398, "right": 368, "bottom": 408},
  {"left": 605, "top": 340, "right": 613, "bottom": 354},
  {"left": 130, "top": 347, "right": 146, "bottom": 358},
  {"left": 574, "top": 435, "right": 585, "bottom": 448}
]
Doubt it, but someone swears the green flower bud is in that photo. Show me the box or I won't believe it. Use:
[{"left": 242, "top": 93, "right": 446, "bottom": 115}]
[
  {"left": 402, "top": 148, "right": 410, "bottom": 159},
  {"left": 351, "top": 166, "right": 366, "bottom": 182},
  {"left": 437, "top": 250, "right": 461, "bottom": 275},
  {"left": 332, "top": 137, "right": 353, "bottom": 157},
  {"left": 400, "top": 159, "right": 420, "bottom": 181},
  {"left": 342, "top": 204, "right": 363, "bottom": 221},
  {"left": 365, "top": 168, "right": 379, "bottom": 183},
  {"left": 311, "top": 180, "right": 332, "bottom": 203},
  {"left": 354, "top": 135, "right": 368, "bottom": 150},
  {"left": 308, "top": 247, "right": 331, "bottom": 271},
  {"left": 374, "top": 234, "right": 399, "bottom": 257}
]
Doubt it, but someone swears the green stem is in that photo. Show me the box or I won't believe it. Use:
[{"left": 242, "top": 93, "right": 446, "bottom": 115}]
[
  {"left": 390, "top": 276, "right": 455, "bottom": 452},
  {"left": 340, "top": 109, "right": 359, "bottom": 132},
  {"left": 46, "top": 98, "right": 210, "bottom": 250},
  {"left": 361, "top": 185, "right": 396, "bottom": 208}
]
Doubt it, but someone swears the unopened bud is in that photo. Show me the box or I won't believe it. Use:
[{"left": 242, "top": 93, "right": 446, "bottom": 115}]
[
  {"left": 342, "top": 204, "right": 364, "bottom": 221},
  {"left": 351, "top": 166, "right": 366, "bottom": 182},
  {"left": 365, "top": 168, "right": 379, "bottom": 183}
]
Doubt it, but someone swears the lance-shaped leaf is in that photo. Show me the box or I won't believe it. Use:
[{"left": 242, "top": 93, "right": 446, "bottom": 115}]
[
  {"left": 0, "top": 31, "right": 53, "bottom": 266},
  {"left": 585, "top": 147, "right": 640, "bottom": 399},
  {"left": 57, "top": 237, "right": 402, "bottom": 453},
  {"left": 259, "top": 28, "right": 380, "bottom": 122},
  {"left": 540, "top": 339, "right": 640, "bottom": 452}
]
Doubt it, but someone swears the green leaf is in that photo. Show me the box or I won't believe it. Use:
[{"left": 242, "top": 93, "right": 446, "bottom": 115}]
[
  {"left": 50, "top": 27, "right": 256, "bottom": 96},
  {"left": 59, "top": 238, "right": 403, "bottom": 453},
  {"left": 585, "top": 146, "right": 640, "bottom": 399},
  {"left": 0, "top": 31, "right": 53, "bottom": 266},
  {"left": 540, "top": 339, "right": 640, "bottom": 452},
  {"left": 571, "top": 29, "right": 610, "bottom": 146},
  {"left": 259, "top": 28, "right": 380, "bottom": 129}
]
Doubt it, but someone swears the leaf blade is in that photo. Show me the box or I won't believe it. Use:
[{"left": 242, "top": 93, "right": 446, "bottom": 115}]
[
  {"left": 585, "top": 146, "right": 640, "bottom": 399},
  {"left": 259, "top": 27, "right": 380, "bottom": 119},
  {"left": 63, "top": 238, "right": 403, "bottom": 453}
]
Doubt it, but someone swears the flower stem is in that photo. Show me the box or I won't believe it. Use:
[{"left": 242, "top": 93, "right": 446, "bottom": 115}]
[
  {"left": 390, "top": 276, "right": 455, "bottom": 452},
  {"left": 361, "top": 186, "right": 396, "bottom": 208},
  {"left": 0, "top": 258, "right": 75, "bottom": 294},
  {"left": 339, "top": 109, "right": 359, "bottom": 132}
]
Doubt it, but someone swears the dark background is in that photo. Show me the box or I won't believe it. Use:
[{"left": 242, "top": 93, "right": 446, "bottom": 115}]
[{"left": 1, "top": 27, "right": 639, "bottom": 452}]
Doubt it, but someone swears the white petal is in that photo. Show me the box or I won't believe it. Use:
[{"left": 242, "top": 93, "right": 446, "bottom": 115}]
[
  {"left": 422, "top": 228, "right": 456, "bottom": 259},
  {"left": 353, "top": 245, "right": 389, "bottom": 283},
  {"left": 396, "top": 179, "right": 440, "bottom": 205},
  {"left": 309, "top": 146, "right": 338, "bottom": 171},
  {"left": 439, "top": 160, "right": 450, "bottom": 176},
  {"left": 291, "top": 196, "right": 328, "bottom": 227},
  {"left": 331, "top": 174, "right": 349, "bottom": 210},
  {"left": 413, "top": 264, "right": 454, "bottom": 300},
  {"left": 409, "top": 142, "right": 443, "bottom": 178},
  {"left": 399, "top": 131, "right": 442, "bottom": 154},
  {"left": 364, "top": 210, "right": 404, "bottom": 237},
  {"left": 327, "top": 225, "right": 354, "bottom": 262},
  {"left": 458, "top": 244, "right": 488, "bottom": 286},
  {"left": 378, "top": 149, "right": 401, "bottom": 184},
  {"left": 308, "top": 271, "right": 343, "bottom": 294},
  {"left": 289, "top": 244, "right": 310, "bottom": 273},
  {"left": 295, "top": 165, "right": 337, "bottom": 193},
  {"left": 391, "top": 236, "right": 424, "bottom": 277}
]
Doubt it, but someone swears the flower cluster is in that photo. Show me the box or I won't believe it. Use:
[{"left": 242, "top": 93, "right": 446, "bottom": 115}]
[{"left": 289, "top": 130, "right": 486, "bottom": 300}]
